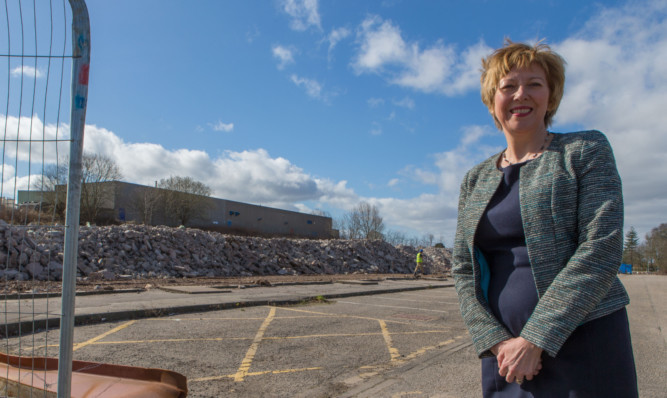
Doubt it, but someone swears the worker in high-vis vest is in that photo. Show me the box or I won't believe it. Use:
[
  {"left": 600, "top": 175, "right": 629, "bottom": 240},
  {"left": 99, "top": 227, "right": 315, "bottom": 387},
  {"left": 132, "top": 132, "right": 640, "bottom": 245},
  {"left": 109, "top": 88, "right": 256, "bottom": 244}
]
[{"left": 413, "top": 249, "right": 424, "bottom": 277}]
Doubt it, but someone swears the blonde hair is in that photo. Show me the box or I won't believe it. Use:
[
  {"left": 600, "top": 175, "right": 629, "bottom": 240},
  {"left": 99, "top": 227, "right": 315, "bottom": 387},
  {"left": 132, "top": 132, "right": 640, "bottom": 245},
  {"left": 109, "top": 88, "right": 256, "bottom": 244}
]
[{"left": 481, "top": 39, "right": 566, "bottom": 129}]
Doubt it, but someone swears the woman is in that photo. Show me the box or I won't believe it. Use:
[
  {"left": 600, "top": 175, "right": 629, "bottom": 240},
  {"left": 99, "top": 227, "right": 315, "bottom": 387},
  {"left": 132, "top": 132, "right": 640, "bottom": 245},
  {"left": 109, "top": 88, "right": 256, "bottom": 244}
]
[{"left": 452, "top": 40, "right": 638, "bottom": 397}]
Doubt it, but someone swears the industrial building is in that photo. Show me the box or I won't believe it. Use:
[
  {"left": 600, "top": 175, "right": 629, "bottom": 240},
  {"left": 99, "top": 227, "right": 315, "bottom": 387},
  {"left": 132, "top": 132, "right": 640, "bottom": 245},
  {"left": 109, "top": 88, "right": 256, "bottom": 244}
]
[{"left": 17, "top": 181, "right": 333, "bottom": 239}]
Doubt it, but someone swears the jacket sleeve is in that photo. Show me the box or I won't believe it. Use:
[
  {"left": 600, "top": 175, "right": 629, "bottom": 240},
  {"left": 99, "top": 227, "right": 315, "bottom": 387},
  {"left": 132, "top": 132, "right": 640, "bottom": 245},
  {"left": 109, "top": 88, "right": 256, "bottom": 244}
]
[
  {"left": 520, "top": 132, "right": 624, "bottom": 357},
  {"left": 452, "top": 171, "right": 513, "bottom": 357}
]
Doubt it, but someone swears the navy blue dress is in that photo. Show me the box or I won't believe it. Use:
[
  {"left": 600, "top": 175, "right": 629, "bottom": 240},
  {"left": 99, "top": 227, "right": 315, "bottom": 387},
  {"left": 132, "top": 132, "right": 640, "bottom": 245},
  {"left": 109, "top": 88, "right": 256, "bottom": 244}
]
[{"left": 475, "top": 161, "right": 638, "bottom": 398}]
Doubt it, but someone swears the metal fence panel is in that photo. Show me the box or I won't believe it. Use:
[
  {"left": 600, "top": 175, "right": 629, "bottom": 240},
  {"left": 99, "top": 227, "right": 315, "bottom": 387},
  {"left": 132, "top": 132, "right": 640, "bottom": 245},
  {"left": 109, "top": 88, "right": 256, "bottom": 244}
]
[{"left": 1, "top": 0, "right": 89, "bottom": 396}]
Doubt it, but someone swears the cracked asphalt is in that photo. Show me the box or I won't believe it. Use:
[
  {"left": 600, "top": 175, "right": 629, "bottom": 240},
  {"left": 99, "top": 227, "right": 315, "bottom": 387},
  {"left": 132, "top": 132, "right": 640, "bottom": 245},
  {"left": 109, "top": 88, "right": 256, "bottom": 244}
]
[{"left": 2, "top": 275, "right": 664, "bottom": 397}]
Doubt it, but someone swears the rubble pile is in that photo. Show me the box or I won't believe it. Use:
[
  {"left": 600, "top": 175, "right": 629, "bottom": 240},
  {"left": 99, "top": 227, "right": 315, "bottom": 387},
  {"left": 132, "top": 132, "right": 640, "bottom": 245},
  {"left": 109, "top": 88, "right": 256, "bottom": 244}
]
[{"left": 0, "top": 222, "right": 451, "bottom": 281}]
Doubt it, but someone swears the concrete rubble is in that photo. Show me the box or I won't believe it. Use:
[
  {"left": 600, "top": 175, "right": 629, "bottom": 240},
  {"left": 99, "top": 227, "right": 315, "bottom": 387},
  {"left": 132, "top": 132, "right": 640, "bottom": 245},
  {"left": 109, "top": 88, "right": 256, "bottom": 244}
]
[{"left": 0, "top": 222, "right": 451, "bottom": 282}]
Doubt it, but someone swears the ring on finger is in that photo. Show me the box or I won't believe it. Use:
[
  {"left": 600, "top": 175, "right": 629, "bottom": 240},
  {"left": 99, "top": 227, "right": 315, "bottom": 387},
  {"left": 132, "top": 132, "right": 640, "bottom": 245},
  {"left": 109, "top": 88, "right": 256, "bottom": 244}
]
[{"left": 516, "top": 378, "right": 523, "bottom": 385}]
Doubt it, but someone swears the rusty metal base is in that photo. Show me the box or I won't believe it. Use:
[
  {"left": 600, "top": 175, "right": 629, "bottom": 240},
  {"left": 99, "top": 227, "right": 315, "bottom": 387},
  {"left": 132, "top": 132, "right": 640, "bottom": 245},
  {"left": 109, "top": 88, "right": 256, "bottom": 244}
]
[{"left": 0, "top": 353, "right": 187, "bottom": 397}]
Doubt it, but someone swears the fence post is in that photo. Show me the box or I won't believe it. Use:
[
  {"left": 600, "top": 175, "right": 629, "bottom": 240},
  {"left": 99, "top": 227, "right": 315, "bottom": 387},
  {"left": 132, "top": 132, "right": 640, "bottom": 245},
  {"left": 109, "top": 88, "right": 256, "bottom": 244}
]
[{"left": 57, "top": 1, "right": 90, "bottom": 396}]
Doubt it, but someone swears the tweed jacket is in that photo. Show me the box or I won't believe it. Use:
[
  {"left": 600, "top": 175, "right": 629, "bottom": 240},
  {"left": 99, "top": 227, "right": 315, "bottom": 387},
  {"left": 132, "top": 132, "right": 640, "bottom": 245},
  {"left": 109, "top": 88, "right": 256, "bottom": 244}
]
[{"left": 452, "top": 130, "right": 629, "bottom": 358}]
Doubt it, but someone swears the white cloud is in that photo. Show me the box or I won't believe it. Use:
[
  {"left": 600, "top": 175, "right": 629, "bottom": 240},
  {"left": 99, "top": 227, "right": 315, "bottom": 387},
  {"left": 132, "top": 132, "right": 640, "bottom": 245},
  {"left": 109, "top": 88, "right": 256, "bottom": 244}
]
[
  {"left": 210, "top": 120, "right": 234, "bottom": 132},
  {"left": 290, "top": 74, "right": 323, "bottom": 99},
  {"left": 373, "top": 124, "right": 500, "bottom": 240},
  {"left": 400, "top": 165, "right": 438, "bottom": 185},
  {"left": 327, "top": 27, "right": 351, "bottom": 61},
  {"left": 0, "top": 114, "right": 69, "bottom": 164},
  {"left": 460, "top": 124, "right": 492, "bottom": 148},
  {"left": 272, "top": 45, "right": 296, "bottom": 69},
  {"left": 84, "top": 124, "right": 494, "bottom": 244},
  {"left": 392, "top": 42, "right": 455, "bottom": 92},
  {"left": 352, "top": 15, "right": 492, "bottom": 96},
  {"left": 393, "top": 97, "right": 415, "bottom": 109},
  {"left": 5, "top": 1, "right": 662, "bottom": 244},
  {"left": 447, "top": 40, "right": 494, "bottom": 95},
  {"left": 376, "top": 193, "right": 457, "bottom": 242},
  {"left": 0, "top": 164, "right": 18, "bottom": 197},
  {"left": 0, "top": 113, "right": 475, "bottom": 242},
  {"left": 367, "top": 97, "right": 385, "bottom": 108},
  {"left": 80, "top": 124, "right": 355, "bottom": 211},
  {"left": 0, "top": 115, "right": 354, "bottom": 212},
  {"left": 281, "top": 0, "right": 321, "bottom": 31},
  {"left": 370, "top": 122, "right": 382, "bottom": 136},
  {"left": 11, "top": 65, "right": 43, "bottom": 79},
  {"left": 553, "top": 0, "right": 667, "bottom": 238},
  {"left": 0, "top": 161, "right": 58, "bottom": 201},
  {"left": 365, "top": 1, "right": 667, "bottom": 242},
  {"left": 246, "top": 25, "right": 260, "bottom": 43},
  {"left": 353, "top": 16, "right": 408, "bottom": 70}
]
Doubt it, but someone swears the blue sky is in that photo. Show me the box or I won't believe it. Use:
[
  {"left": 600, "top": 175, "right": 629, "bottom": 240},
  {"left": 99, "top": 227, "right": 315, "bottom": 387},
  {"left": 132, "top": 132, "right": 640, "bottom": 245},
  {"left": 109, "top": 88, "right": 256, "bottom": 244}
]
[{"left": 3, "top": 0, "right": 667, "bottom": 245}]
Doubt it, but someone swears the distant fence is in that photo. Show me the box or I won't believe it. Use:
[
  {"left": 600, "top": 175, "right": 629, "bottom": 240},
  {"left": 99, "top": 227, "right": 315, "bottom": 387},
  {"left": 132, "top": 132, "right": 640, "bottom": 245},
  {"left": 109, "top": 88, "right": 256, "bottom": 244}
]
[
  {"left": 1, "top": 0, "right": 90, "bottom": 396},
  {"left": 619, "top": 263, "right": 633, "bottom": 274}
]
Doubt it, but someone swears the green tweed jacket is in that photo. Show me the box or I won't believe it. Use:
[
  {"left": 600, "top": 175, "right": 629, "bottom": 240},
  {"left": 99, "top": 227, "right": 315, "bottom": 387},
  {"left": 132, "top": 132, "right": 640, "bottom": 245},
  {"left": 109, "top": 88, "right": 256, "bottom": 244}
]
[{"left": 452, "top": 130, "right": 630, "bottom": 358}]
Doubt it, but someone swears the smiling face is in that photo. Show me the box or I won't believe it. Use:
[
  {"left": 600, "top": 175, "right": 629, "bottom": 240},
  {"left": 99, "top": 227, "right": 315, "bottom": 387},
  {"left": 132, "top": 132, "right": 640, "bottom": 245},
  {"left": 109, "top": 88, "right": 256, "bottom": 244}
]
[{"left": 493, "top": 63, "right": 550, "bottom": 136}]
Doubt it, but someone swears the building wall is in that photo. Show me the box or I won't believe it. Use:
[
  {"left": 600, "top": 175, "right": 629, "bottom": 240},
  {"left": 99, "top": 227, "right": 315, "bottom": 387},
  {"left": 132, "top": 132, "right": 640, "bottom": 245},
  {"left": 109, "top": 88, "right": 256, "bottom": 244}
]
[
  {"left": 17, "top": 191, "right": 45, "bottom": 204},
  {"left": 106, "top": 181, "right": 332, "bottom": 238},
  {"left": 17, "top": 181, "right": 332, "bottom": 238},
  {"left": 201, "top": 197, "right": 331, "bottom": 238}
]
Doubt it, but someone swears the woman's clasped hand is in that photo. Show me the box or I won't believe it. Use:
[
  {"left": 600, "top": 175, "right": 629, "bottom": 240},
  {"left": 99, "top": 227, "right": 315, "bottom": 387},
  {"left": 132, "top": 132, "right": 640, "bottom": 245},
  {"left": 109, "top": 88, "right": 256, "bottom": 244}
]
[{"left": 492, "top": 337, "right": 543, "bottom": 384}]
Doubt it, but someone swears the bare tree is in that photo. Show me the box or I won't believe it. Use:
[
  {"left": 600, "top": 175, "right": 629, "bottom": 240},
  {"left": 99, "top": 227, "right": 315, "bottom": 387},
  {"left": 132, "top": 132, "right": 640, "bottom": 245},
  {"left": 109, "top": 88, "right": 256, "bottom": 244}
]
[
  {"left": 384, "top": 229, "right": 408, "bottom": 246},
  {"left": 423, "top": 233, "right": 435, "bottom": 247},
  {"left": 332, "top": 216, "right": 346, "bottom": 238},
  {"left": 30, "top": 162, "right": 68, "bottom": 219},
  {"left": 641, "top": 224, "right": 667, "bottom": 274},
  {"left": 129, "top": 186, "right": 162, "bottom": 225},
  {"left": 31, "top": 162, "right": 68, "bottom": 192},
  {"left": 341, "top": 211, "right": 359, "bottom": 239},
  {"left": 80, "top": 153, "right": 123, "bottom": 223},
  {"left": 407, "top": 236, "right": 421, "bottom": 247},
  {"left": 29, "top": 153, "right": 122, "bottom": 224},
  {"left": 310, "top": 209, "right": 330, "bottom": 217},
  {"left": 344, "top": 201, "right": 384, "bottom": 240},
  {"left": 157, "top": 176, "right": 212, "bottom": 226}
]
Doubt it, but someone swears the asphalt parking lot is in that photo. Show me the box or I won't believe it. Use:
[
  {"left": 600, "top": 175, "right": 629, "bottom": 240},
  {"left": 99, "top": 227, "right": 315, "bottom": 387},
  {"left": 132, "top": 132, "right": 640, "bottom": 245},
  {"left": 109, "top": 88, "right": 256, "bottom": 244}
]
[{"left": 3, "top": 275, "right": 665, "bottom": 397}]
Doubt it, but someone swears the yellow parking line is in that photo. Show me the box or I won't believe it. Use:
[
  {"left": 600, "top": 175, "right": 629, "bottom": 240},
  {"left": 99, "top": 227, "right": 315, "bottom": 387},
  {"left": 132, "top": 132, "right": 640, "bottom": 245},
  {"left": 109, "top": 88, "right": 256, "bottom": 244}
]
[
  {"left": 358, "top": 334, "right": 469, "bottom": 374},
  {"left": 72, "top": 320, "right": 136, "bottom": 352},
  {"left": 90, "top": 336, "right": 251, "bottom": 344},
  {"left": 337, "top": 300, "right": 448, "bottom": 313},
  {"left": 11, "top": 343, "right": 60, "bottom": 354},
  {"left": 278, "top": 306, "right": 412, "bottom": 324},
  {"left": 379, "top": 320, "right": 401, "bottom": 361},
  {"left": 264, "top": 329, "right": 446, "bottom": 341},
  {"left": 402, "top": 334, "right": 468, "bottom": 361},
  {"left": 69, "top": 329, "right": 446, "bottom": 348},
  {"left": 144, "top": 315, "right": 329, "bottom": 321},
  {"left": 403, "top": 338, "right": 455, "bottom": 361},
  {"left": 233, "top": 307, "right": 276, "bottom": 382},
  {"left": 192, "top": 366, "right": 322, "bottom": 382}
]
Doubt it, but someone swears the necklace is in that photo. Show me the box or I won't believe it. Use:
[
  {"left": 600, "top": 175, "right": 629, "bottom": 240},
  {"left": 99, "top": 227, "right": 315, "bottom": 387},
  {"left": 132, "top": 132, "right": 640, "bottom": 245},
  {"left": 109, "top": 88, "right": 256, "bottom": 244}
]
[{"left": 503, "top": 131, "right": 550, "bottom": 166}]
